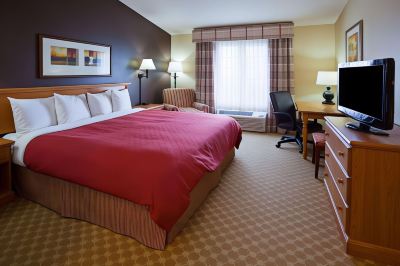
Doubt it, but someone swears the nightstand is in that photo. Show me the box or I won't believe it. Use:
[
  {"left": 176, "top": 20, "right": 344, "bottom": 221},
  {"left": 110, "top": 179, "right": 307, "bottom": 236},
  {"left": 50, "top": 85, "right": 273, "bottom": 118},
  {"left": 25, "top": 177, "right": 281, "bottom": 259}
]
[
  {"left": 134, "top": 104, "right": 164, "bottom": 110},
  {"left": 0, "top": 139, "right": 15, "bottom": 207}
]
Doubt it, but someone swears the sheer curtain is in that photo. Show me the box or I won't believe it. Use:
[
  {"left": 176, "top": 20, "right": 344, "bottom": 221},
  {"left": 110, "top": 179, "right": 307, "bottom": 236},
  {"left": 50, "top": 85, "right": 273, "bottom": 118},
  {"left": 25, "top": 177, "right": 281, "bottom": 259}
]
[{"left": 214, "top": 39, "right": 270, "bottom": 112}]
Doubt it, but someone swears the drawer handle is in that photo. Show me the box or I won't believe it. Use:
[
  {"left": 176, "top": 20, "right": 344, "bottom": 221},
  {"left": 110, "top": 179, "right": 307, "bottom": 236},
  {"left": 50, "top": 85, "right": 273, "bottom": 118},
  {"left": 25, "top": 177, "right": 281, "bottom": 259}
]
[
  {"left": 337, "top": 206, "right": 343, "bottom": 211},
  {"left": 325, "top": 153, "right": 329, "bottom": 157},
  {"left": 337, "top": 178, "right": 345, "bottom": 184},
  {"left": 324, "top": 173, "right": 328, "bottom": 177},
  {"left": 325, "top": 132, "right": 330, "bottom": 136},
  {"left": 338, "top": 151, "right": 345, "bottom": 157}
]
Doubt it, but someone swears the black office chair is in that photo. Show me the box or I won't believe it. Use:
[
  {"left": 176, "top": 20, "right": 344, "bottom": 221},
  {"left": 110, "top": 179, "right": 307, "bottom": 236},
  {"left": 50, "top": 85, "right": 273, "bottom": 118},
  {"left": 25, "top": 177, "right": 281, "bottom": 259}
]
[{"left": 269, "top": 91, "right": 323, "bottom": 153}]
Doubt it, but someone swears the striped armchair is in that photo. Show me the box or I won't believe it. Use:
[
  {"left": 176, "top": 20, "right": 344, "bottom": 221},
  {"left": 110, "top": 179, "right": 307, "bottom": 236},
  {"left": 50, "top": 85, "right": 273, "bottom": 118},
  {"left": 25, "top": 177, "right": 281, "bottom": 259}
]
[{"left": 162, "top": 88, "right": 209, "bottom": 113}]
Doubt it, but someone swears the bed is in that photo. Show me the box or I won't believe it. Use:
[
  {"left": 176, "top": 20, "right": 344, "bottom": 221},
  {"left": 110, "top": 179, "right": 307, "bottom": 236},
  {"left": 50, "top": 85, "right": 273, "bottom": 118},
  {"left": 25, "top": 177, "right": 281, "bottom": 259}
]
[{"left": 0, "top": 83, "right": 242, "bottom": 250}]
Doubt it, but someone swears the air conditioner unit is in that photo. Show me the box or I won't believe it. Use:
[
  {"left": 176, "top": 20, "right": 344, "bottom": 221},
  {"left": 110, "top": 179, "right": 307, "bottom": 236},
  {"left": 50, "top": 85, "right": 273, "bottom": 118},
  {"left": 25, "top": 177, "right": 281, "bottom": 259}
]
[{"left": 218, "top": 110, "right": 267, "bottom": 132}]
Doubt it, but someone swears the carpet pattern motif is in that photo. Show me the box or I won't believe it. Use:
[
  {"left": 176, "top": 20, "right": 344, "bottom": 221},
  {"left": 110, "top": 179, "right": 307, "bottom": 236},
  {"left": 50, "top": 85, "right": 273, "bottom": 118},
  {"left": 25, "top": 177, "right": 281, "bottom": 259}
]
[{"left": 0, "top": 133, "right": 381, "bottom": 265}]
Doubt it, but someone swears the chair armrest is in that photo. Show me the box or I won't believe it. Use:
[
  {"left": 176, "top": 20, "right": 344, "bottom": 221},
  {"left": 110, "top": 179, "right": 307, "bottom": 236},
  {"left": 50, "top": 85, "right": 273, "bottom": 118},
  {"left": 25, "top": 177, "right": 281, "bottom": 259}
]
[
  {"left": 163, "top": 104, "right": 179, "bottom": 111},
  {"left": 193, "top": 102, "right": 209, "bottom": 113}
]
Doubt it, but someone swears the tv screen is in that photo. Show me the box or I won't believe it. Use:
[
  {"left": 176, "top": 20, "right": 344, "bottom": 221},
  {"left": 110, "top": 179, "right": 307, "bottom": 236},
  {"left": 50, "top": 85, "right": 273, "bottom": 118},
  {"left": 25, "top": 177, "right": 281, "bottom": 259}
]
[
  {"left": 338, "top": 58, "right": 395, "bottom": 132},
  {"left": 338, "top": 65, "right": 384, "bottom": 120}
]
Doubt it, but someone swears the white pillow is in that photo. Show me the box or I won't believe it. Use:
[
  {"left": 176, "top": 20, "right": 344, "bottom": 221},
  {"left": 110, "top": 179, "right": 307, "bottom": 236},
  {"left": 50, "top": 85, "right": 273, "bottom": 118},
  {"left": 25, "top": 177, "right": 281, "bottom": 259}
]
[
  {"left": 54, "top": 93, "right": 91, "bottom": 124},
  {"left": 8, "top": 97, "right": 57, "bottom": 134},
  {"left": 111, "top": 89, "right": 132, "bottom": 112},
  {"left": 87, "top": 91, "right": 112, "bottom": 116}
]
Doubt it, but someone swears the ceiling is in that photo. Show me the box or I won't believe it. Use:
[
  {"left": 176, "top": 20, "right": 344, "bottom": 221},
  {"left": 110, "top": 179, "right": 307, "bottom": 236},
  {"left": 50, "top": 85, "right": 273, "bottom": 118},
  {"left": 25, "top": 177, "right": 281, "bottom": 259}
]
[{"left": 119, "top": 0, "right": 348, "bottom": 35}]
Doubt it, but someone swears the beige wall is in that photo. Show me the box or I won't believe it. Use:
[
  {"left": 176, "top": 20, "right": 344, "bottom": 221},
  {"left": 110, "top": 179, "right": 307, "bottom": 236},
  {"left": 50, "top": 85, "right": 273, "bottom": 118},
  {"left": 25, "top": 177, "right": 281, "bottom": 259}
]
[
  {"left": 293, "top": 25, "right": 336, "bottom": 101},
  {"left": 335, "top": 0, "right": 400, "bottom": 124},
  {"left": 170, "top": 34, "right": 196, "bottom": 89}
]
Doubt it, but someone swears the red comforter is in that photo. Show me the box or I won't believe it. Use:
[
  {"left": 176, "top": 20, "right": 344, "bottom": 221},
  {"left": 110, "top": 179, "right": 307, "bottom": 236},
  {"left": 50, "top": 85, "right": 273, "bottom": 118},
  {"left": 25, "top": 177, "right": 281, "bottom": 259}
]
[{"left": 24, "top": 110, "right": 242, "bottom": 231}]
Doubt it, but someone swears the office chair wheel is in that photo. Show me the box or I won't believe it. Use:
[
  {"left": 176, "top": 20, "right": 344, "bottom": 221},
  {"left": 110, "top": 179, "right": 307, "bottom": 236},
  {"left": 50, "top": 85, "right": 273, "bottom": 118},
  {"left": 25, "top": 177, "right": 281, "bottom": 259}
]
[{"left": 276, "top": 144, "right": 281, "bottom": 148}]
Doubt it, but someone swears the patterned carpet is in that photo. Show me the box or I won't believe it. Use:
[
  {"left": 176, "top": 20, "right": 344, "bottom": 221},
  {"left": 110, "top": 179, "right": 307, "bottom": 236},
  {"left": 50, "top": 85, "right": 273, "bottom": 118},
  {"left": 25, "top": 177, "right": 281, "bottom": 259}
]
[{"left": 0, "top": 132, "right": 381, "bottom": 266}]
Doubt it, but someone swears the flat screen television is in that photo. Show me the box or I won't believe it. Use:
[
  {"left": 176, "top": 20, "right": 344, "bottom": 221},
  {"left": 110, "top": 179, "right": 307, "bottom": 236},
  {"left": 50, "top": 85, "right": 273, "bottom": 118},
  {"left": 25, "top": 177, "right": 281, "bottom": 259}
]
[{"left": 337, "top": 58, "right": 395, "bottom": 135}]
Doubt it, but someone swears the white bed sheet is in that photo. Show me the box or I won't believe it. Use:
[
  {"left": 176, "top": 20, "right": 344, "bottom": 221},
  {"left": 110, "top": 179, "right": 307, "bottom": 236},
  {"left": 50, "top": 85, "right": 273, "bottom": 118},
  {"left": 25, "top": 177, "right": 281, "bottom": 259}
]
[
  {"left": 3, "top": 133, "right": 18, "bottom": 141},
  {"left": 8, "top": 108, "right": 144, "bottom": 167}
]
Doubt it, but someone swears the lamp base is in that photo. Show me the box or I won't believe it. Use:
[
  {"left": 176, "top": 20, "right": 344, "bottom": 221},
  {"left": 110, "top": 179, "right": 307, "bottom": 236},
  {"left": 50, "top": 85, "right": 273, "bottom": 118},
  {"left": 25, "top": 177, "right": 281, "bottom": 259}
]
[{"left": 322, "top": 86, "right": 335, "bottom": 105}]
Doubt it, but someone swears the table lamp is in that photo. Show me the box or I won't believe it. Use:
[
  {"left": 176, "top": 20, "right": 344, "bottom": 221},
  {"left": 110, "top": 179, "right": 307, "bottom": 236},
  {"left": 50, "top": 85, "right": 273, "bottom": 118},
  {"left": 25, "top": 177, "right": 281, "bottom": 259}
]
[
  {"left": 138, "top": 59, "right": 156, "bottom": 105},
  {"left": 167, "top": 62, "right": 183, "bottom": 88},
  {"left": 316, "top": 71, "right": 337, "bottom": 105}
]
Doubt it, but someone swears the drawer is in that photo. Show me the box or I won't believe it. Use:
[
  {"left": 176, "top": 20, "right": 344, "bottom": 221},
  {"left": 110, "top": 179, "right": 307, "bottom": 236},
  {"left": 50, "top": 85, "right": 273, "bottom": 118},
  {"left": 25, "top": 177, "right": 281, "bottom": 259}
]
[
  {"left": 324, "top": 166, "right": 348, "bottom": 235},
  {"left": 325, "top": 143, "right": 351, "bottom": 204},
  {"left": 325, "top": 123, "right": 351, "bottom": 173},
  {"left": 0, "top": 147, "right": 10, "bottom": 164}
]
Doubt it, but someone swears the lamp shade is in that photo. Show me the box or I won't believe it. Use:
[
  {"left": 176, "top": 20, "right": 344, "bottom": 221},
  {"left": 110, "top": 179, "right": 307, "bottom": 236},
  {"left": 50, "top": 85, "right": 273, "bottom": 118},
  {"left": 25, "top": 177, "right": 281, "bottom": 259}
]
[
  {"left": 167, "top": 62, "right": 183, "bottom": 73},
  {"left": 316, "top": 71, "right": 337, "bottom": 86},
  {"left": 139, "top": 59, "right": 156, "bottom": 70}
]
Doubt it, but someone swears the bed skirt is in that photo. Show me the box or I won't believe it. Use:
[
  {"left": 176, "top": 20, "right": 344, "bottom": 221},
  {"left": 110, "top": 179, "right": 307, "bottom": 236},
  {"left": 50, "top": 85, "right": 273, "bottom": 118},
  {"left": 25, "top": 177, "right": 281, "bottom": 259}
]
[{"left": 12, "top": 149, "right": 235, "bottom": 250}]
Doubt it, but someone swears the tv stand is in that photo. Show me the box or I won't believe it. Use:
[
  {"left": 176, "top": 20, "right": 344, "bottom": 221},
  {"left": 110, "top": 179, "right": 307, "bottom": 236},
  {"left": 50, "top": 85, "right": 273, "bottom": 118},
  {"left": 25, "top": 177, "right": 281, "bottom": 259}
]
[{"left": 345, "top": 122, "right": 389, "bottom": 136}]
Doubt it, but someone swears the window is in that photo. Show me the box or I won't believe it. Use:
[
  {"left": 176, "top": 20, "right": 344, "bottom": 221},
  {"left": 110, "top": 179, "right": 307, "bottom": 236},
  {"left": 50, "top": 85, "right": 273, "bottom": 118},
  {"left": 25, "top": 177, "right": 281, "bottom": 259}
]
[{"left": 214, "top": 39, "right": 270, "bottom": 112}]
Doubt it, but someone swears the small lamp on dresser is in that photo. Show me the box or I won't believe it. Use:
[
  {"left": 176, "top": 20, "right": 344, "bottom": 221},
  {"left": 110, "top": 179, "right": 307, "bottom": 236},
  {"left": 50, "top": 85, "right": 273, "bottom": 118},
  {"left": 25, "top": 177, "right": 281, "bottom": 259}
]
[
  {"left": 167, "top": 61, "right": 183, "bottom": 88},
  {"left": 138, "top": 59, "right": 156, "bottom": 105},
  {"left": 316, "top": 71, "right": 337, "bottom": 105}
]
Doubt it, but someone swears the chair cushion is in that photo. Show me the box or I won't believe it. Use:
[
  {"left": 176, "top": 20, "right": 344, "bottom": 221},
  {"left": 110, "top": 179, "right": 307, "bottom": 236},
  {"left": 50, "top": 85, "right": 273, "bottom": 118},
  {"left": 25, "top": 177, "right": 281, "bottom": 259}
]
[
  {"left": 163, "top": 104, "right": 179, "bottom": 111},
  {"left": 278, "top": 121, "right": 295, "bottom": 131},
  {"left": 312, "top": 132, "right": 326, "bottom": 148},
  {"left": 178, "top": 107, "right": 204, "bottom": 113}
]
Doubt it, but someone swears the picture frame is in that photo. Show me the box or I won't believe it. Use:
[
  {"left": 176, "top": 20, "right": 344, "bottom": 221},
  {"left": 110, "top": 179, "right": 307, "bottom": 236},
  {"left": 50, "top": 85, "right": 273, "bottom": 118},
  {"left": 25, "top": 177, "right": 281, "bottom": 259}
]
[
  {"left": 39, "top": 34, "right": 112, "bottom": 78},
  {"left": 345, "top": 20, "right": 363, "bottom": 62}
]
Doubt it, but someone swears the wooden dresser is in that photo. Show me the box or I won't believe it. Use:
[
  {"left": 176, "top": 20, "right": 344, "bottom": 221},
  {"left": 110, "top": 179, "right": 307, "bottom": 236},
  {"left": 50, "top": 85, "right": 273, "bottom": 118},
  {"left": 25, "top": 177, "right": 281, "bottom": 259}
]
[{"left": 324, "top": 116, "right": 400, "bottom": 265}]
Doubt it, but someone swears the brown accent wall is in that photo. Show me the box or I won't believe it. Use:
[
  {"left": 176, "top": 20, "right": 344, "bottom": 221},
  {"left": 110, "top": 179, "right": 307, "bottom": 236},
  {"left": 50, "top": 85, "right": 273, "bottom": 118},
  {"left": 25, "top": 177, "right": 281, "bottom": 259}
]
[{"left": 0, "top": 0, "right": 171, "bottom": 104}]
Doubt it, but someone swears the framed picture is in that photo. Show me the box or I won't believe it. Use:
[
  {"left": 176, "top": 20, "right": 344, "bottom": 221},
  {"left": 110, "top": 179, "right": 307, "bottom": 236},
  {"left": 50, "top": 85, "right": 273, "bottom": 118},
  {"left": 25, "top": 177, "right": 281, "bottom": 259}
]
[
  {"left": 345, "top": 20, "right": 363, "bottom": 62},
  {"left": 39, "top": 34, "right": 111, "bottom": 77}
]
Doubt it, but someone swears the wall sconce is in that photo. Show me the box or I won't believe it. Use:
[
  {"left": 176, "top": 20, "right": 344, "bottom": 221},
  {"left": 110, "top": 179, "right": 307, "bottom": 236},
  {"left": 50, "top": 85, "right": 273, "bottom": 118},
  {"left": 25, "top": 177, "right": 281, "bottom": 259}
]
[
  {"left": 167, "top": 61, "right": 183, "bottom": 88},
  {"left": 138, "top": 59, "right": 156, "bottom": 105}
]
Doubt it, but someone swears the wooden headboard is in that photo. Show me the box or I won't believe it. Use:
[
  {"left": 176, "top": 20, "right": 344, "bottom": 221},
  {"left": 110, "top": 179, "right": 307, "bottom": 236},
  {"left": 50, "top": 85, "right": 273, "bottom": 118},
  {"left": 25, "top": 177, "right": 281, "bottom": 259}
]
[{"left": 0, "top": 83, "right": 130, "bottom": 135}]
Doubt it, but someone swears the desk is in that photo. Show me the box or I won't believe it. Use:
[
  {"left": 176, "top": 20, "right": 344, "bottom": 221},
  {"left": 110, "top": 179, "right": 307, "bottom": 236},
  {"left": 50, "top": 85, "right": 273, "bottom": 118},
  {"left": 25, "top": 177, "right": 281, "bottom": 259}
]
[{"left": 296, "top": 101, "right": 344, "bottom": 159}]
